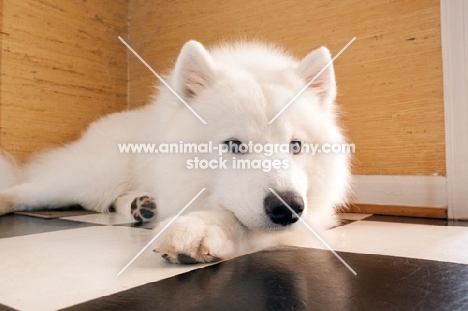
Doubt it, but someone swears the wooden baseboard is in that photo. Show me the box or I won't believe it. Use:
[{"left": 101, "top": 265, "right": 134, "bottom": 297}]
[{"left": 345, "top": 204, "right": 447, "bottom": 219}]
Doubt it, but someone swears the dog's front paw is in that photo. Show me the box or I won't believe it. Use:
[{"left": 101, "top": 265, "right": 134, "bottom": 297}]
[
  {"left": 131, "top": 196, "right": 156, "bottom": 222},
  {"left": 153, "top": 214, "right": 236, "bottom": 264}
]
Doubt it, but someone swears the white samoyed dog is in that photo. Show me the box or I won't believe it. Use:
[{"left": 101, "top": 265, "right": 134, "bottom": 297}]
[{"left": 0, "top": 41, "right": 350, "bottom": 264}]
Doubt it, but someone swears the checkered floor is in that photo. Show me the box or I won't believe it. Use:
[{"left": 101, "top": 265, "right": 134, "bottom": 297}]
[{"left": 1, "top": 211, "right": 468, "bottom": 310}]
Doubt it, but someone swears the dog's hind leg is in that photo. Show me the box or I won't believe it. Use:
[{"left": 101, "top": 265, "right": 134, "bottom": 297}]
[
  {"left": 0, "top": 183, "right": 74, "bottom": 215},
  {"left": 0, "top": 178, "right": 122, "bottom": 216},
  {"left": 0, "top": 190, "right": 16, "bottom": 215},
  {"left": 0, "top": 153, "right": 131, "bottom": 216}
]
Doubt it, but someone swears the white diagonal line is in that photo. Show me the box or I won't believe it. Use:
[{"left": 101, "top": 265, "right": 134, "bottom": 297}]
[
  {"left": 118, "top": 36, "right": 207, "bottom": 125},
  {"left": 268, "top": 37, "right": 356, "bottom": 124},
  {"left": 268, "top": 188, "right": 357, "bottom": 275},
  {"left": 117, "top": 188, "right": 206, "bottom": 276}
]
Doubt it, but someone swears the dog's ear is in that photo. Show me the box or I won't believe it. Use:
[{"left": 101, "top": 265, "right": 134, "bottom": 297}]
[
  {"left": 296, "top": 47, "right": 336, "bottom": 104},
  {"left": 174, "top": 40, "right": 215, "bottom": 99}
]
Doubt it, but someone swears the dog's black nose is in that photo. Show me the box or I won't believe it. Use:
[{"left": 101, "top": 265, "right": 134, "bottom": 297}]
[{"left": 264, "top": 191, "right": 304, "bottom": 226}]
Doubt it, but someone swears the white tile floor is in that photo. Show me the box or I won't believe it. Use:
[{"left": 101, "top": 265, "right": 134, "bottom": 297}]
[
  {"left": 1, "top": 213, "right": 467, "bottom": 310},
  {"left": 0, "top": 226, "right": 207, "bottom": 311},
  {"left": 325, "top": 220, "right": 468, "bottom": 264},
  {"left": 63, "top": 213, "right": 135, "bottom": 226}
]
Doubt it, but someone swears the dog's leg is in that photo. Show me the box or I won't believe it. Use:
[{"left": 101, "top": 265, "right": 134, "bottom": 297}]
[
  {"left": 0, "top": 190, "right": 16, "bottom": 215},
  {"left": 153, "top": 210, "right": 257, "bottom": 264},
  {"left": 0, "top": 182, "right": 88, "bottom": 215},
  {"left": 112, "top": 192, "right": 157, "bottom": 223},
  {"left": 0, "top": 180, "right": 119, "bottom": 216},
  {"left": 0, "top": 156, "right": 129, "bottom": 215},
  {"left": 0, "top": 143, "right": 135, "bottom": 216}
]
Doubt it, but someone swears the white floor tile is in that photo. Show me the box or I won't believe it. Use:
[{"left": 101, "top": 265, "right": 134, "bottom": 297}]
[
  {"left": 0, "top": 226, "right": 208, "bottom": 311},
  {"left": 62, "top": 213, "right": 135, "bottom": 225},
  {"left": 324, "top": 221, "right": 468, "bottom": 265}
]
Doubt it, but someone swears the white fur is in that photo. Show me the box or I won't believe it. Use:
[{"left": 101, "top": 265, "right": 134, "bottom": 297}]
[
  {"left": 0, "top": 41, "right": 350, "bottom": 263},
  {"left": 0, "top": 151, "right": 22, "bottom": 190}
]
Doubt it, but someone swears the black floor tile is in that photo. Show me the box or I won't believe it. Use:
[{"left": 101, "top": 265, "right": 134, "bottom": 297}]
[
  {"left": 116, "top": 220, "right": 157, "bottom": 230},
  {"left": 0, "top": 214, "right": 99, "bottom": 239},
  {"left": 0, "top": 303, "right": 16, "bottom": 311},
  {"left": 62, "top": 247, "right": 468, "bottom": 311}
]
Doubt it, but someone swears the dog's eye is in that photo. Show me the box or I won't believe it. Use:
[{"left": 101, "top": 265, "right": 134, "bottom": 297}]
[
  {"left": 223, "top": 140, "right": 246, "bottom": 154},
  {"left": 290, "top": 140, "right": 302, "bottom": 154}
]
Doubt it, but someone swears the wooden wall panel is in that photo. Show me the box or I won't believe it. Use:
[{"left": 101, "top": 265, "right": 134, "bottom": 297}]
[
  {"left": 0, "top": 0, "right": 446, "bottom": 176},
  {"left": 0, "top": 1, "right": 4, "bottom": 141},
  {"left": 348, "top": 204, "right": 447, "bottom": 219},
  {"left": 0, "top": 0, "right": 128, "bottom": 161},
  {"left": 128, "top": 0, "right": 445, "bottom": 176}
]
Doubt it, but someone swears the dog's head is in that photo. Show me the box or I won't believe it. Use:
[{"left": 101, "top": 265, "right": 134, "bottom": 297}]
[{"left": 163, "top": 41, "right": 350, "bottom": 231}]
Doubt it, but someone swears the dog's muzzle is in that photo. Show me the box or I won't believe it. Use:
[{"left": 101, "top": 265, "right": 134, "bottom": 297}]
[{"left": 263, "top": 191, "right": 304, "bottom": 226}]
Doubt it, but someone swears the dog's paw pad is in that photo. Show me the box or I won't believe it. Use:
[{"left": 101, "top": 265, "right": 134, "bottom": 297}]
[
  {"left": 131, "top": 196, "right": 156, "bottom": 222},
  {"left": 177, "top": 254, "right": 198, "bottom": 264},
  {"left": 162, "top": 253, "right": 198, "bottom": 264},
  {"left": 159, "top": 250, "right": 221, "bottom": 264}
]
